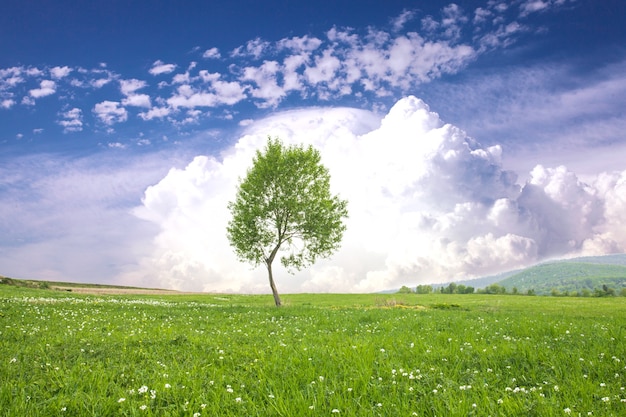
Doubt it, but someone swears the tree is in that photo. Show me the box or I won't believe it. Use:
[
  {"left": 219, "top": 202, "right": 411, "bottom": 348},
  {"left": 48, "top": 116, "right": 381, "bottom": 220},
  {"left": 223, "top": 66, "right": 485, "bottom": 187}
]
[
  {"left": 485, "top": 284, "right": 507, "bottom": 294},
  {"left": 415, "top": 284, "right": 433, "bottom": 294},
  {"left": 227, "top": 137, "right": 348, "bottom": 306},
  {"left": 397, "top": 285, "right": 413, "bottom": 294}
]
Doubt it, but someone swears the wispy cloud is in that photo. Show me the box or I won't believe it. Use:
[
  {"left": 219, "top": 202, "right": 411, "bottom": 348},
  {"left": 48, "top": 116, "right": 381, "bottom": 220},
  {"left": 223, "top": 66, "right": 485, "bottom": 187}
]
[
  {"left": 58, "top": 108, "right": 83, "bottom": 132},
  {"left": 231, "top": 37, "right": 271, "bottom": 59},
  {"left": 138, "top": 106, "right": 172, "bottom": 121},
  {"left": 149, "top": 60, "right": 177, "bottom": 75},
  {"left": 391, "top": 9, "right": 416, "bottom": 32},
  {"left": 518, "top": 0, "right": 573, "bottom": 17},
  {"left": 419, "top": 58, "right": 626, "bottom": 156}
]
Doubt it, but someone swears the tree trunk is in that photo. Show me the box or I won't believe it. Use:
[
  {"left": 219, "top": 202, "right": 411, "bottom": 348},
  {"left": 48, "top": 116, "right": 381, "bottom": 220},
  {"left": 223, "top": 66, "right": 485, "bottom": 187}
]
[{"left": 266, "top": 260, "right": 282, "bottom": 307}]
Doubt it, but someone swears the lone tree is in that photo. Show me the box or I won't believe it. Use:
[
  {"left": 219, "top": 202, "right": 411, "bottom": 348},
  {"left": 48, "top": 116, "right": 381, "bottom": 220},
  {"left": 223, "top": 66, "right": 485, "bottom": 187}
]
[{"left": 227, "top": 137, "right": 348, "bottom": 306}]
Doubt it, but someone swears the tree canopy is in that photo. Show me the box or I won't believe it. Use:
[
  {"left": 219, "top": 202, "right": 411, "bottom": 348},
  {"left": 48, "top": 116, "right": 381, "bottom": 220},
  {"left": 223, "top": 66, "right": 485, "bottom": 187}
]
[{"left": 227, "top": 137, "right": 348, "bottom": 306}]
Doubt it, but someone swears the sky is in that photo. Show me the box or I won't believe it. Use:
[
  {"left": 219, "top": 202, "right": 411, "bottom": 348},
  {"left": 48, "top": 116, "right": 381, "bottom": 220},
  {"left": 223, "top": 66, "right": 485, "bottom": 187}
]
[{"left": 1, "top": 0, "right": 626, "bottom": 293}]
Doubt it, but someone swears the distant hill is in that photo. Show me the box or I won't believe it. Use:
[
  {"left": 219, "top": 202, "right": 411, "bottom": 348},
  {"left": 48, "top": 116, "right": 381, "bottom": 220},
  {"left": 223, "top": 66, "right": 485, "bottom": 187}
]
[
  {"left": 0, "top": 276, "right": 182, "bottom": 295},
  {"left": 390, "top": 254, "right": 626, "bottom": 295},
  {"left": 497, "top": 260, "right": 626, "bottom": 295}
]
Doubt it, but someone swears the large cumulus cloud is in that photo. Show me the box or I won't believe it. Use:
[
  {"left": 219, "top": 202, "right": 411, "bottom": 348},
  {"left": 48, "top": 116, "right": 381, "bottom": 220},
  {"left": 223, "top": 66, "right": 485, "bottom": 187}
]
[{"left": 125, "top": 96, "right": 625, "bottom": 292}]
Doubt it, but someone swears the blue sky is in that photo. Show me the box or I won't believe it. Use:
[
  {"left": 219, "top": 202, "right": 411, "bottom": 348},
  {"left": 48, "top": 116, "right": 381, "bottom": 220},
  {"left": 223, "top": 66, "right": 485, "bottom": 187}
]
[{"left": 1, "top": 0, "right": 626, "bottom": 292}]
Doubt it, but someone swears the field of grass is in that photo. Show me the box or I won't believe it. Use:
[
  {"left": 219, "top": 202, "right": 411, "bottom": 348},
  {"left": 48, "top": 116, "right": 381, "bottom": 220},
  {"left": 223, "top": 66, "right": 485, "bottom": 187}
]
[{"left": 1, "top": 285, "right": 625, "bottom": 416}]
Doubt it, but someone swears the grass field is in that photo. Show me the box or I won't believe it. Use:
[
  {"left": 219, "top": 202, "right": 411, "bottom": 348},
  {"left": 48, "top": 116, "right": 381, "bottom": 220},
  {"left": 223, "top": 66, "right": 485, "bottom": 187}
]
[{"left": 1, "top": 285, "right": 625, "bottom": 416}]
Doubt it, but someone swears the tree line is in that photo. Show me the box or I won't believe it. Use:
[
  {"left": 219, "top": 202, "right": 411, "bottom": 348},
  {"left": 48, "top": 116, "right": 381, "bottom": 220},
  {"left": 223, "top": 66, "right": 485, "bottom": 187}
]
[{"left": 397, "top": 283, "right": 626, "bottom": 297}]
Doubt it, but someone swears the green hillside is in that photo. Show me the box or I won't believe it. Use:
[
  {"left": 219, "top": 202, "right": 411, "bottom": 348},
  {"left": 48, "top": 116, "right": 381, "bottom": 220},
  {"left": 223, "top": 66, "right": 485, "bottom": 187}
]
[{"left": 498, "top": 262, "right": 626, "bottom": 295}]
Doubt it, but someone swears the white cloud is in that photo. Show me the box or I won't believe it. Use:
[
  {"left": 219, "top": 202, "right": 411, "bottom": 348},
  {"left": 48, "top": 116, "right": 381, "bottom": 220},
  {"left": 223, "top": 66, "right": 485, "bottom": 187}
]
[
  {"left": 149, "top": 60, "right": 177, "bottom": 75},
  {"left": 91, "top": 77, "right": 113, "bottom": 88},
  {"left": 93, "top": 100, "right": 128, "bottom": 125},
  {"left": 304, "top": 49, "right": 342, "bottom": 85},
  {"left": 124, "top": 96, "right": 626, "bottom": 293},
  {"left": 119, "top": 78, "right": 152, "bottom": 108},
  {"left": 391, "top": 9, "right": 416, "bottom": 32},
  {"left": 212, "top": 80, "right": 247, "bottom": 104},
  {"left": 0, "top": 67, "right": 25, "bottom": 89},
  {"left": 1, "top": 99, "right": 15, "bottom": 109},
  {"left": 166, "top": 73, "right": 247, "bottom": 109},
  {"left": 120, "top": 78, "right": 147, "bottom": 95},
  {"left": 29, "top": 80, "right": 57, "bottom": 98},
  {"left": 198, "top": 70, "right": 220, "bottom": 83},
  {"left": 520, "top": 0, "right": 549, "bottom": 16},
  {"left": 421, "top": 16, "right": 439, "bottom": 32},
  {"left": 139, "top": 106, "right": 173, "bottom": 120},
  {"left": 519, "top": 0, "right": 571, "bottom": 17},
  {"left": 21, "top": 96, "right": 35, "bottom": 106},
  {"left": 473, "top": 7, "right": 492, "bottom": 24},
  {"left": 202, "top": 47, "right": 221, "bottom": 59},
  {"left": 25, "top": 67, "right": 43, "bottom": 77},
  {"left": 477, "top": 21, "right": 526, "bottom": 50},
  {"left": 231, "top": 37, "right": 271, "bottom": 59},
  {"left": 172, "top": 72, "right": 190, "bottom": 84},
  {"left": 50, "top": 66, "right": 72, "bottom": 79},
  {"left": 241, "top": 61, "right": 285, "bottom": 107},
  {"left": 440, "top": 3, "right": 469, "bottom": 41},
  {"left": 58, "top": 107, "right": 83, "bottom": 132},
  {"left": 122, "top": 94, "right": 151, "bottom": 108},
  {"left": 583, "top": 170, "right": 626, "bottom": 253},
  {"left": 277, "top": 35, "right": 323, "bottom": 53}
]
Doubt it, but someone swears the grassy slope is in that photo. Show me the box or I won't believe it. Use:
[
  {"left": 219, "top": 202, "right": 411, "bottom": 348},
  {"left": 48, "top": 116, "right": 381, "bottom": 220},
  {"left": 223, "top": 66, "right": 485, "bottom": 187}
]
[
  {"left": 497, "top": 262, "right": 626, "bottom": 294},
  {"left": 0, "top": 275, "right": 159, "bottom": 291}
]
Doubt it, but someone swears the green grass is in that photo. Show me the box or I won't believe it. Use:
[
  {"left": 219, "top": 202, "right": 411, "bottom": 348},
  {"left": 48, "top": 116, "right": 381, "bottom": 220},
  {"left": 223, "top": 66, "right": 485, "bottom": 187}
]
[{"left": 1, "top": 286, "right": 625, "bottom": 416}]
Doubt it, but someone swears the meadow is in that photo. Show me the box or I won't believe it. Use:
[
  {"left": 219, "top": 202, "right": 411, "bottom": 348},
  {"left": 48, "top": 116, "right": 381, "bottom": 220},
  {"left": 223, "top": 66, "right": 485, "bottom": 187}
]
[{"left": 1, "top": 286, "right": 625, "bottom": 416}]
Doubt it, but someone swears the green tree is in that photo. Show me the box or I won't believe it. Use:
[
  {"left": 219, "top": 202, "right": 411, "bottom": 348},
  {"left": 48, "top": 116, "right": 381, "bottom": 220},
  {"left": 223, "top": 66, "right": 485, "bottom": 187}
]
[
  {"left": 415, "top": 285, "right": 432, "bottom": 294},
  {"left": 462, "top": 286, "right": 475, "bottom": 294},
  {"left": 227, "top": 137, "right": 348, "bottom": 306},
  {"left": 397, "top": 285, "right": 413, "bottom": 294}
]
